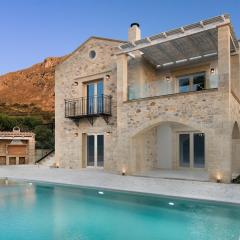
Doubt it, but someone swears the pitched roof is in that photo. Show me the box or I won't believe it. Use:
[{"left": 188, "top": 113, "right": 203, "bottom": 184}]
[{"left": 57, "top": 36, "right": 126, "bottom": 68}]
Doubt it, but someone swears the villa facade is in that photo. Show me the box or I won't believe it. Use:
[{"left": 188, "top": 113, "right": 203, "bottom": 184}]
[{"left": 55, "top": 14, "right": 240, "bottom": 183}]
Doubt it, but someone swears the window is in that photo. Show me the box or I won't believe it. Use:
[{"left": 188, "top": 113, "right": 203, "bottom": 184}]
[
  {"left": 86, "top": 80, "right": 104, "bottom": 114},
  {"left": 179, "top": 132, "right": 205, "bottom": 168},
  {"left": 179, "top": 78, "right": 190, "bottom": 93},
  {"left": 87, "top": 134, "right": 104, "bottom": 167},
  {"left": 89, "top": 50, "right": 96, "bottom": 59},
  {"left": 178, "top": 72, "right": 206, "bottom": 93},
  {"left": 193, "top": 133, "right": 205, "bottom": 168},
  {"left": 179, "top": 134, "right": 190, "bottom": 167}
]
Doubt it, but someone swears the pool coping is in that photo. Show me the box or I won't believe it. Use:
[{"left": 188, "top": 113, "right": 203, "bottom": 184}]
[
  {"left": 0, "top": 166, "right": 240, "bottom": 205},
  {"left": 3, "top": 177, "right": 240, "bottom": 207}
]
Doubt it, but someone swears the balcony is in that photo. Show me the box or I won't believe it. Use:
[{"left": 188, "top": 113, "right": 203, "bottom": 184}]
[
  {"left": 128, "top": 74, "right": 219, "bottom": 100},
  {"left": 65, "top": 95, "right": 112, "bottom": 125}
]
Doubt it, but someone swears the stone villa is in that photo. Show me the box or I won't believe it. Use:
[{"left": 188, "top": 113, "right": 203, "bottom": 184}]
[{"left": 55, "top": 14, "right": 240, "bottom": 183}]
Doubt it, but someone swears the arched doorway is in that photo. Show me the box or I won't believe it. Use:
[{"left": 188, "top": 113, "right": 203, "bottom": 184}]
[
  {"left": 131, "top": 121, "right": 207, "bottom": 180},
  {"left": 232, "top": 121, "right": 240, "bottom": 174}
]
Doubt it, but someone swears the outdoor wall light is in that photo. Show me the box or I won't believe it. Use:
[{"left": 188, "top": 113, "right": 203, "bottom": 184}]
[
  {"left": 105, "top": 74, "right": 110, "bottom": 80},
  {"left": 166, "top": 76, "right": 171, "bottom": 81},
  {"left": 216, "top": 174, "right": 222, "bottom": 183},
  {"left": 122, "top": 168, "right": 126, "bottom": 176},
  {"left": 106, "top": 131, "right": 112, "bottom": 136},
  {"left": 210, "top": 68, "right": 215, "bottom": 74},
  {"left": 74, "top": 133, "right": 78, "bottom": 137}
]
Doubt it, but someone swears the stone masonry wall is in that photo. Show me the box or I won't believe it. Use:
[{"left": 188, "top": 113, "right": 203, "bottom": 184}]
[
  {"left": 55, "top": 37, "right": 122, "bottom": 169},
  {"left": 115, "top": 88, "right": 233, "bottom": 182}
]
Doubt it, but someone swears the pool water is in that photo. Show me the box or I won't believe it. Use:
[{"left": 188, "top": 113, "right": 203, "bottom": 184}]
[{"left": 0, "top": 182, "right": 239, "bottom": 240}]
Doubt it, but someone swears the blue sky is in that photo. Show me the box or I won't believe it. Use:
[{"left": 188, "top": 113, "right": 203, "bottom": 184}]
[{"left": 0, "top": 0, "right": 239, "bottom": 75}]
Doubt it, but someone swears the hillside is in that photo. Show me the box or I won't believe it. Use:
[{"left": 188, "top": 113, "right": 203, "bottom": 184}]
[{"left": 0, "top": 56, "right": 67, "bottom": 119}]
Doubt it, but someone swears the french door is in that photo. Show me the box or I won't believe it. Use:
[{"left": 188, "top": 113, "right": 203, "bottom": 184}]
[
  {"left": 87, "top": 134, "right": 104, "bottom": 167},
  {"left": 179, "top": 132, "right": 205, "bottom": 168},
  {"left": 87, "top": 80, "right": 103, "bottom": 114}
]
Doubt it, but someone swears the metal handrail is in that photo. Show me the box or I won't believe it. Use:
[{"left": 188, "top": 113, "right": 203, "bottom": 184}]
[
  {"left": 65, "top": 95, "right": 112, "bottom": 118},
  {"left": 35, "top": 149, "right": 55, "bottom": 164}
]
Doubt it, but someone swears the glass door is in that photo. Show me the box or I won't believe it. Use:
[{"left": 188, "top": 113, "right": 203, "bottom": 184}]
[
  {"left": 193, "top": 133, "right": 205, "bottom": 168},
  {"left": 97, "top": 80, "right": 103, "bottom": 113},
  {"left": 179, "top": 134, "right": 190, "bottom": 167},
  {"left": 97, "top": 135, "right": 104, "bottom": 167},
  {"left": 178, "top": 72, "right": 206, "bottom": 93},
  {"left": 87, "top": 80, "right": 104, "bottom": 115},
  {"left": 179, "top": 132, "right": 205, "bottom": 168},
  {"left": 87, "top": 83, "right": 95, "bottom": 114},
  {"left": 87, "top": 134, "right": 104, "bottom": 167},
  {"left": 87, "top": 135, "right": 95, "bottom": 167}
]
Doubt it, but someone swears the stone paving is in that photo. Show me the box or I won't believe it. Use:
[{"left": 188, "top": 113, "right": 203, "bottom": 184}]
[{"left": 0, "top": 165, "right": 240, "bottom": 204}]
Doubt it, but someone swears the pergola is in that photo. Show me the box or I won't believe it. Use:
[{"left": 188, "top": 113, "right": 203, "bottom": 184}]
[{"left": 119, "top": 14, "right": 239, "bottom": 69}]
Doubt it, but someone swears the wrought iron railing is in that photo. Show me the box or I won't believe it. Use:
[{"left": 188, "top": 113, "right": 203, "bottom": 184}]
[{"left": 65, "top": 95, "right": 112, "bottom": 118}]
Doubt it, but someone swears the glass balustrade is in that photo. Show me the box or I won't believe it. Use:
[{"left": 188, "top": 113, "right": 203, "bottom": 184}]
[{"left": 128, "top": 74, "right": 219, "bottom": 100}]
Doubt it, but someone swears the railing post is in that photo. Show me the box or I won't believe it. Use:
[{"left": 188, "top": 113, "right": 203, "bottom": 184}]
[
  {"left": 102, "top": 94, "right": 104, "bottom": 114},
  {"left": 64, "top": 100, "right": 67, "bottom": 117},
  {"left": 109, "top": 95, "right": 112, "bottom": 115}
]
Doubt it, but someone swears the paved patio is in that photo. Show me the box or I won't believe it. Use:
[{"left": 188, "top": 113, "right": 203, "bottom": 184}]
[
  {"left": 0, "top": 165, "right": 240, "bottom": 204},
  {"left": 135, "top": 169, "right": 209, "bottom": 181}
]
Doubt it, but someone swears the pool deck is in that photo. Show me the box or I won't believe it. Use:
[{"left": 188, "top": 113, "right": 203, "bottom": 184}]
[{"left": 0, "top": 165, "right": 240, "bottom": 204}]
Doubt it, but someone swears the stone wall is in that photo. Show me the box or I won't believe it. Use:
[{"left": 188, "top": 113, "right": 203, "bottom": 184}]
[
  {"left": 55, "top": 25, "right": 239, "bottom": 183},
  {"left": 230, "top": 94, "right": 240, "bottom": 174},
  {"left": 115, "top": 87, "right": 234, "bottom": 182},
  {"left": 55, "top": 37, "right": 122, "bottom": 169}
]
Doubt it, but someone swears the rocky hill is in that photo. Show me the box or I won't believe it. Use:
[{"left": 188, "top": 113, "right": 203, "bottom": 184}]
[{"left": 0, "top": 56, "right": 67, "bottom": 119}]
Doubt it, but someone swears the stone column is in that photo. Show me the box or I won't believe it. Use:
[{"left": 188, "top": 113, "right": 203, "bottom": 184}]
[
  {"left": 28, "top": 136, "right": 36, "bottom": 164},
  {"left": 116, "top": 54, "right": 130, "bottom": 174},
  {"left": 218, "top": 24, "right": 231, "bottom": 92},
  {"left": 208, "top": 24, "right": 232, "bottom": 183},
  {"left": 117, "top": 54, "right": 128, "bottom": 104}
]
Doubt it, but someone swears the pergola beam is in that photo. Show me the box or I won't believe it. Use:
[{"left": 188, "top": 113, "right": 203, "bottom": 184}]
[{"left": 118, "top": 14, "right": 237, "bottom": 54}]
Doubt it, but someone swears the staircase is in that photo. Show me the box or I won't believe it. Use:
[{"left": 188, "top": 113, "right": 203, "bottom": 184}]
[{"left": 36, "top": 150, "right": 55, "bottom": 167}]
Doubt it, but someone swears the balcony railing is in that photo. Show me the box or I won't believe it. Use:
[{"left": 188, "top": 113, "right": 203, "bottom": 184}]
[
  {"left": 128, "top": 74, "right": 219, "bottom": 100},
  {"left": 65, "top": 95, "right": 112, "bottom": 119}
]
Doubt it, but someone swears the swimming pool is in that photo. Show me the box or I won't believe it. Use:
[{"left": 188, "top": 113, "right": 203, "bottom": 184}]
[{"left": 0, "top": 181, "right": 239, "bottom": 240}]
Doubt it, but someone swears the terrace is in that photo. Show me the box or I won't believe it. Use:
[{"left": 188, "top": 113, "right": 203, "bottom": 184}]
[{"left": 117, "top": 14, "right": 239, "bottom": 102}]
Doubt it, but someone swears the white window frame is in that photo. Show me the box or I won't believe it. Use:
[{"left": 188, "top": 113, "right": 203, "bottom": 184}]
[
  {"left": 177, "top": 131, "right": 206, "bottom": 169},
  {"left": 178, "top": 72, "right": 206, "bottom": 93},
  {"left": 86, "top": 133, "right": 104, "bottom": 168}
]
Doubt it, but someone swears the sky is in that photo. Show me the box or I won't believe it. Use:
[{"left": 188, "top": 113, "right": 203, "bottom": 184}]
[{"left": 0, "top": 0, "right": 239, "bottom": 75}]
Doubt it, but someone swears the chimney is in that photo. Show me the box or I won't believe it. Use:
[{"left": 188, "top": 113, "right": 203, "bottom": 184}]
[{"left": 128, "top": 23, "right": 141, "bottom": 42}]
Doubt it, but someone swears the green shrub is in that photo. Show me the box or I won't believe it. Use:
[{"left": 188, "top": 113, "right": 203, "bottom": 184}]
[
  {"left": 0, "top": 113, "right": 54, "bottom": 150},
  {"left": 232, "top": 175, "right": 240, "bottom": 184},
  {"left": 34, "top": 125, "right": 54, "bottom": 149}
]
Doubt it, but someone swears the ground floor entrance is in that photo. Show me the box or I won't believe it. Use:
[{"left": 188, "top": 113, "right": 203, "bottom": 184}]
[
  {"left": 87, "top": 134, "right": 104, "bottom": 167},
  {"left": 179, "top": 132, "right": 205, "bottom": 168},
  {"left": 131, "top": 122, "right": 207, "bottom": 179}
]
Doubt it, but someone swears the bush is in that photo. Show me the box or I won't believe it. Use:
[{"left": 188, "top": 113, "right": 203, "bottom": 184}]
[
  {"left": 232, "top": 175, "right": 240, "bottom": 184},
  {"left": 34, "top": 125, "right": 54, "bottom": 149},
  {"left": 0, "top": 114, "right": 42, "bottom": 131},
  {"left": 0, "top": 113, "right": 54, "bottom": 150}
]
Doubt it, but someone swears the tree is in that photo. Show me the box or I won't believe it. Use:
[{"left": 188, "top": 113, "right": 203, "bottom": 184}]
[
  {"left": 34, "top": 125, "right": 54, "bottom": 149},
  {"left": 0, "top": 113, "right": 54, "bottom": 149}
]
